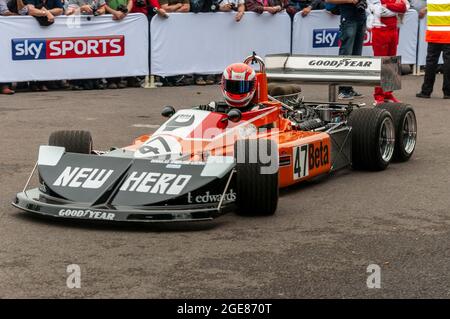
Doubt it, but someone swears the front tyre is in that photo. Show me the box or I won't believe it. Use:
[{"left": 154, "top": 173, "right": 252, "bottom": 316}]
[
  {"left": 348, "top": 108, "right": 395, "bottom": 171},
  {"left": 377, "top": 103, "right": 417, "bottom": 162},
  {"left": 234, "top": 139, "right": 279, "bottom": 216},
  {"left": 48, "top": 130, "right": 93, "bottom": 154}
]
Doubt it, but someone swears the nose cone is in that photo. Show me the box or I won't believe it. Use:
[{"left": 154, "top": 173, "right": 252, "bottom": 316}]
[{"left": 134, "top": 135, "right": 182, "bottom": 160}]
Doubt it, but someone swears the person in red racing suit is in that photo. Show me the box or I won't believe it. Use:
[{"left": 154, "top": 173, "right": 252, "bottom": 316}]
[{"left": 371, "top": 0, "right": 407, "bottom": 104}]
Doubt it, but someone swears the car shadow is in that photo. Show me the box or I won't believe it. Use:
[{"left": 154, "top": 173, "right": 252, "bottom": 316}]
[{"left": 279, "top": 167, "right": 353, "bottom": 196}]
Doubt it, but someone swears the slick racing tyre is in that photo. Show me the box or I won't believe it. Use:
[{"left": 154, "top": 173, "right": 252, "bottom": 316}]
[
  {"left": 48, "top": 130, "right": 93, "bottom": 154},
  {"left": 348, "top": 108, "right": 395, "bottom": 171},
  {"left": 268, "top": 83, "right": 302, "bottom": 96},
  {"left": 377, "top": 103, "right": 417, "bottom": 162},
  {"left": 234, "top": 139, "right": 279, "bottom": 216}
]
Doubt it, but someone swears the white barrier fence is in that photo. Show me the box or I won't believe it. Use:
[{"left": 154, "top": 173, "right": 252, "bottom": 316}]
[
  {"left": 0, "top": 11, "right": 437, "bottom": 81},
  {"left": 150, "top": 12, "right": 291, "bottom": 77},
  {"left": 292, "top": 9, "right": 418, "bottom": 65},
  {"left": 0, "top": 14, "right": 149, "bottom": 82}
]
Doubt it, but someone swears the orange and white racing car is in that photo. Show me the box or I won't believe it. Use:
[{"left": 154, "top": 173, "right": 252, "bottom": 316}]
[{"left": 13, "top": 54, "right": 417, "bottom": 222}]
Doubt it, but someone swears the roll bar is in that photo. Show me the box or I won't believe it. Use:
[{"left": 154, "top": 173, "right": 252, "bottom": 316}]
[{"left": 243, "top": 53, "right": 266, "bottom": 74}]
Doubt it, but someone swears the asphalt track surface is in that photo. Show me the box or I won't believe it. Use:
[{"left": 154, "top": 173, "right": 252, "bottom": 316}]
[{"left": 1, "top": 75, "right": 450, "bottom": 298}]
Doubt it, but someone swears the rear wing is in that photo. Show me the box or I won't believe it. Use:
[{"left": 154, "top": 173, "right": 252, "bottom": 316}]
[{"left": 264, "top": 54, "right": 401, "bottom": 101}]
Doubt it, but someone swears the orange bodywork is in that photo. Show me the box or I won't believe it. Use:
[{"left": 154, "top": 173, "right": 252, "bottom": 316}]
[{"left": 125, "top": 72, "right": 332, "bottom": 188}]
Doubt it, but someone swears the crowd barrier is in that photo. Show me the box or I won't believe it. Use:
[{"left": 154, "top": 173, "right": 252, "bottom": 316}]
[
  {"left": 150, "top": 12, "right": 291, "bottom": 77},
  {"left": 0, "top": 11, "right": 438, "bottom": 82},
  {"left": 0, "top": 14, "right": 149, "bottom": 83},
  {"left": 292, "top": 9, "right": 418, "bottom": 65}
]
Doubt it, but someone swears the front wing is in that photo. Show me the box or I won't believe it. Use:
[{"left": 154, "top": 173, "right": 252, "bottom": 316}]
[
  {"left": 13, "top": 188, "right": 235, "bottom": 223},
  {"left": 12, "top": 146, "right": 236, "bottom": 223}
]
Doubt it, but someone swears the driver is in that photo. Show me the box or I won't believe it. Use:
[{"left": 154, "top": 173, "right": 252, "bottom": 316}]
[
  {"left": 197, "top": 63, "right": 258, "bottom": 113},
  {"left": 221, "top": 62, "right": 257, "bottom": 110}
]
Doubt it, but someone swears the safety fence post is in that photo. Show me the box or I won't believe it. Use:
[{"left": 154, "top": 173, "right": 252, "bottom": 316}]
[{"left": 143, "top": 75, "right": 156, "bottom": 89}]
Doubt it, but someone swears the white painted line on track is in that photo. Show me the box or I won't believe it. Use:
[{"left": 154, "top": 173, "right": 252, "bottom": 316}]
[{"left": 132, "top": 124, "right": 160, "bottom": 128}]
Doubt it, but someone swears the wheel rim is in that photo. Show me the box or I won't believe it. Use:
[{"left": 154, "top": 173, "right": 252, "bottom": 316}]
[
  {"left": 379, "top": 117, "right": 395, "bottom": 162},
  {"left": 401, "top": 111, "right": 417, "bottom": 155}
]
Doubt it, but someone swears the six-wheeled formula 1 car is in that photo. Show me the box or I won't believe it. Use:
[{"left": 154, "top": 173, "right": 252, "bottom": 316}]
[{"left": 12, "top": 55, "right": 417, "bottom": 222}]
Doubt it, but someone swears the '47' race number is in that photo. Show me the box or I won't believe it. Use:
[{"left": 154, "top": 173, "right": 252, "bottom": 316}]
[{"left": 293, "top": 145, "right": 308, "bottom": 180}]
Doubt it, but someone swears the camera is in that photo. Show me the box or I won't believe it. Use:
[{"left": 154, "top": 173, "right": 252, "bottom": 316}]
[
  {"left": 153, "top": 7, "right": 169, "bottom": 18},
  {"left": 136, "top": 0, "right": 146, "bottom": 7},
  {"left": 32, "top": 1, "right": 54, "bottom": 26},
  {"left": 117, "top": 4, "right": 128, "bottom": 13},
  {"left": 210, "top": 0, "right": 223, "bottom": 12},
  {"left": 90, "top": 2, "right": 100, "bottom": 16},
  {"left": 355, "top": 0, "right": 367, "bottom": 11}
]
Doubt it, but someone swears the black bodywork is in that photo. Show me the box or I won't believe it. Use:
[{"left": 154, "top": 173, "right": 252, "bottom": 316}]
[{"left": 13, "top": 149, "right": 236, "bottom": 222}]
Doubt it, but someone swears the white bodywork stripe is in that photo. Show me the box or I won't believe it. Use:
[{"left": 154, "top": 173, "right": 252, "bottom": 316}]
[
  {"left": 201, "top": 156, "right": 235, "bottom": 178},
  {"left": 38, "top": 145, "right": 65, "bottom": 166}
]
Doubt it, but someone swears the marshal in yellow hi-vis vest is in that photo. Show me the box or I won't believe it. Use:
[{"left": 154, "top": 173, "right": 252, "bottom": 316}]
[{"left": 426, "top": 0, "right": 450, "bottom": 43}]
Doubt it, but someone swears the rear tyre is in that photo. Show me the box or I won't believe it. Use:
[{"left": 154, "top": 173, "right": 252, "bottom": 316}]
[
  {"left": 401, "top": 64, "right": 412, "bottom": 75},
  {"left": 377, "top": 103, "right": 417, "bottom": 162},
  {"left": 48, "top": 130, "right": 93, "bottom": 154},
  {"left": 268, "top": 83, "right": 302, "bottom": 96},
  {"left": 348, "top": 108, "right": 395, "bottom": 171},
  {"left": 234, "top": 139, "right": 279, "bottom": 216}
]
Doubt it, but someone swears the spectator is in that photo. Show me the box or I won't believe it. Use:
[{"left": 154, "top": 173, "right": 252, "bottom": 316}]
[
  {"left": 158, "top": 0, "right": 191, "bottom": 85},
  {"left": 188, "top": 0, "right": 214, "bottom": 85},
  {"left": 106, "top": 0, "right": 132, "bottom": 20},
  {"left": 1, "top": 0, "right": 14, "bottom": 14},
  {"left": 131, "top": 0, "right": 166, "bottom": 16},
  {"left": 217, "top": 0, "right": 245, "bottom": 22},
  {"left": 130, "top": 0, "right": 167, "bottom": 87},
  {"left": 326, "top": 0, "right": 366, "bottom": 100},
  {"left": 5, "top": 0, "right": 27, "bottom": 14},
  {"left": 22, "top": 0, "right": 64, "bottom": 91},
  {"left": 104, "top": 0, "right": 133, "bottom": 89},
  {"left": 371, "top": 0, "right": 407, "bottom": 104},
  {"left": 159, "top": 0, "right": 190, "bottom": 12},
  {"left": 409, "top": 0, "right": 426, "bottom": 19},
  {"left": 197, "top": 0, "right": 243, "bottom": 83},
  {"left": 286, "top": 0, "right": 324, "bottom": 18},
  {"left": 416, "top": 2, "right": 450, "bottom": 99},
  {"left": 23, "top": 0, "right": 64, "bottom": 23},
  {"left": 188, "top": 0, "right": 224, "bottom": 86},
  {"left": 5, "top": 0, "right": 55, "bottom": 92},
  {"left": 245, "top": 0, "right": 287, "bottom": 14},
  {"left": 1, "top": 83, "right": 16, "bottom": 94},
  {"left": 0, "top": 0, "right": 15, "bottom": 94},
  {"left": 66, "top": 0, "right": 106, "bottom": 90},
  {"left": 190, "top": 0, "right": 206, "bottom": 12},
  {"left": 66, "top": 0, "right": 106, "bottom": 15}
]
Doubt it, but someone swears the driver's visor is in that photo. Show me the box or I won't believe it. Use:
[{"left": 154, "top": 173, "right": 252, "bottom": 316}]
[{"left": 223, "top": 79, "right": 255, "bottom": 94}]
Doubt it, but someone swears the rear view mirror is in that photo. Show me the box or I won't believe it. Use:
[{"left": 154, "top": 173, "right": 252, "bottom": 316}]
[
  {"left": 227, "top": 108, "right": 242, "bottom": 123},
  {"left": 161, "top": 106, "right": 175, "bottom": 118}
]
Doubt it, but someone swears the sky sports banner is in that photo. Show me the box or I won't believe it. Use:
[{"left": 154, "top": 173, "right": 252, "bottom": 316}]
[
  {"left": 0, "top": 14, "right": 148, "bottom": 82},
  {"left": 292, "top": 10, "right": 418, "bottom": 65}
]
